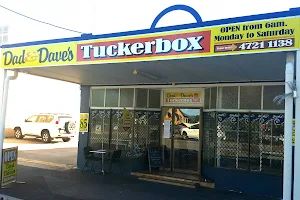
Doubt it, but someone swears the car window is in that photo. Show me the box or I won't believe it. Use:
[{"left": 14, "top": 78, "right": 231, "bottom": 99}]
[
  {"left": 37, "top": 115, "right": 48, "bottom": 123},
  {"left": 191, "top": 124, "right": 199, "bottom": 129},
  {"left": 26, "top": 115, "right": 38, "bottom": 122},
  {"left": 46, "top": 116, "right": 54, "bottom": 122}
]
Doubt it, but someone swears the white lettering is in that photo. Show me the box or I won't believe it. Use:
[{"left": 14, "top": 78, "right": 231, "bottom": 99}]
[
  {"left": 107, "top": 45, "right": 117, "bottom": 57},
  {"left": 131, "top": 42, "right": 144, "bottom": 55},
  {"left": 187, "top": 36, "right": 204, "bottom": 51},
  {"left": 118, "top": 42, "right": 132, "bottom": 56},
  {"left": 80, "top": 35, "right": 205, "bottom": 59},
  {"left": 172, "top": 38, "right": 189, "bottom": 52},
  {"left": 93, "top": 46, "right": 106, "bottom": 58},
  {"left": 155, "top": 38, "right": 171, "bottom": 53},
  {"left": 81, "top": 45, "right": 93, "bottom": 59},
  {"left": 144, "top": 41, "right": 156, "bottom": 54}
]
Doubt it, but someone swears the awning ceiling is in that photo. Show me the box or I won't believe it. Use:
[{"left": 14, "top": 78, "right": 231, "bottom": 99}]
[{"left": 18, "top": 51, "right": 287, "bottom": 86}]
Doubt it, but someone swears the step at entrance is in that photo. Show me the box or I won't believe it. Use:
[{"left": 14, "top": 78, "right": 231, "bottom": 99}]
[{"left": 131, "top": 171, "right": 215, "bottom": 189}]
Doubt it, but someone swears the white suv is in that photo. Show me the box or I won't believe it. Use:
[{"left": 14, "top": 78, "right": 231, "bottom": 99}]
[
  {"left": 13, "top": 113, "right": 77, "bottom": 143},
  {"left": 180, "top": 122, "right": 200, "bottom": 140}
]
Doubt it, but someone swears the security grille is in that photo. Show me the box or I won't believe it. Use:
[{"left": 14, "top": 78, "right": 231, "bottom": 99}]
[
  {"left": 89, "top": 109, "right": 160, "bottom": 158},
  {"left": 249, "top": 114, "right": 284, "bottom": 174},
  {"left": 133, "top": 111, "right": 160, "bottom": 157},
  {"left": 89, "top": 110, "right": 111, "bottom": 150},
  {"left": 134, "top": 111, "right": 148, "bottom": 157},
  {"left": 111, "top": 109, "right": 133, "bottom": 157},
  {"left": 203, "top": 112, "right": 216, "bottom": 165},
  {"left": 203, "top": 112, "right": 284, "bottom": 175}
]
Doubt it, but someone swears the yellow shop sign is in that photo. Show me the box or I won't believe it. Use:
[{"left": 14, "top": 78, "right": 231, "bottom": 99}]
[
  {"left": 165, "top": 92, "right": 201, "bottom": 104},
  {"left": 1, "top": 42, "right": 77, "bottom": 68}
]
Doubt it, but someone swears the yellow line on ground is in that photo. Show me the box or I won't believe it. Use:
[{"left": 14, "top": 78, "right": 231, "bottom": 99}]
[{"left": 18, "top": 157, "right": 70, "bottom": 168}]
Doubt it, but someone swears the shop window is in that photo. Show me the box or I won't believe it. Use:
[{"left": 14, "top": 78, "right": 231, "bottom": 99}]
[
  {"left": 204, "top": 112, "right": 284, "bottom": 175},
  {"left": 120, "top": 88, "right": 134, "bottom": 107},
  {"left": 135, "top": 89, "right": 148, "bottom": 108},
  {"left": 215, "top": 113, "right": 249, "bottom": 170},
  {"left": 218, "top": 86, "right": 238, "bottom": 109},
  {"left": 91, "top": 89, "right": 105, "bottom": 107},
  {"left": 240, "top": 86, "right": 262, "bottom": 109},
  {"left": 89, "top": 110, "right": 111, "bottom": 151},
  {"left": 105, "top": 89, "right": 119, "bottom": 107},
  {"left": 89, "top": 109, "right": 160, "bottom": 158},
  {"left": 263, "top": 85, "right": 284, "bottom": 110},
  {"left": 249, "top": 113, "right": 284, "bottom": 174},
  {"left": 148, "top": 89, "right": 161, "bottom": 108},
  {"left": 210, "top": 87, "right": 217, "bottom": 109},
  {"left": 204, "top": 88, "right": 210, "bottom": 109}
]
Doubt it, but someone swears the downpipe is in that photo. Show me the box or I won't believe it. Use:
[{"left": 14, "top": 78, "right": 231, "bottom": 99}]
[
  {"left": 283, "top": 62, "right": 294, "bottom": 200},
  {"left": 0, "top": 70, "right": 19, "bottom": 171}
]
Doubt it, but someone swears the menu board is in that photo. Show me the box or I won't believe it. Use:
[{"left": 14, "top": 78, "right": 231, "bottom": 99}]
[{"left": 148, "top": 147, "right": 162, "bottom": 173}]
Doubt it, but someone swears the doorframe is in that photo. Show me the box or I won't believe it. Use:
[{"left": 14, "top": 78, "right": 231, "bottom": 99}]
[{"left": 160, "top": 106, "right": 204, "bottom": 175}]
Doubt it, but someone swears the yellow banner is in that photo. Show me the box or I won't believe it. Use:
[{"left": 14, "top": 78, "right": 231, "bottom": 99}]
[
  {"left": 1, "top": 147, "right": 18, "bottom": 186},
  {"left": 79, "top": 113, "right": 89, "bottom": 132},
  {"left": 1, "top": 17, "right": 300, "bottom": 69},
  {"left": 1, "top": 42, "right": 77, "bottom": 68},
  {"left": 165, "top": 92, "right": 201, "bottom": 104},
  {"left": 210, "top": 17, "right": 300, "bottom": 54}
]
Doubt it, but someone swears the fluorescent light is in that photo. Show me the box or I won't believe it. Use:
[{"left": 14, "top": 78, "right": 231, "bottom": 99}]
[{"left": 133, "top": 69, "right": 159, "bottom": 81}]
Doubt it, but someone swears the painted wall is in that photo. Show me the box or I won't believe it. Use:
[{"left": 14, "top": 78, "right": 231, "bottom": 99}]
[
  {"left": 77, "top": 85, "right": 90, "bottom": 168},
  {"left": 202, "top": 163, "right": 283, "bottom": 198}
]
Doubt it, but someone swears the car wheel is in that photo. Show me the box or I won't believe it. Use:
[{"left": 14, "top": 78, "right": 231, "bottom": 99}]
[
  {"left": 65, "top": 121, "right": 76, "bottom": 134},
  {"left": 41, "top": 130, "right": 51, "bottom": 143},
  {"left": 182, "top": 132, "right": 188, "bottom": 140},
  {"left": 14, "top": 127, "right": 24, "bottom": 139},
  {"left": 62, "top": 138, "right": 71, "bottom": 142}
]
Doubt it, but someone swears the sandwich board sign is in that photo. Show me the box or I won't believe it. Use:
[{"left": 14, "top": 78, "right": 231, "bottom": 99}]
[{"left": 1, "top": 147, "right": 18, "bottom": 186}]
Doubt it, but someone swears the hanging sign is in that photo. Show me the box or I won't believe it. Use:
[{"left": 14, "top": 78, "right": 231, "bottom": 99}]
[
  {"left": 123, "top": 108, "right": 132, "bottom": 131},
  {"left": 164, "top": 91, "right": 201, "bottom": 104},
  {"left": 1, "top": 147, "right": 18, "bottom": 186},
  {"left": 79, "top": 113, "right": 89, "bottom": 132}
]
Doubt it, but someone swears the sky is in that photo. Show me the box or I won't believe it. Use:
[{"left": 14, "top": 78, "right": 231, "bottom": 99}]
[{"left": 0, "top": 0, "right": 299, "bottom": 128}]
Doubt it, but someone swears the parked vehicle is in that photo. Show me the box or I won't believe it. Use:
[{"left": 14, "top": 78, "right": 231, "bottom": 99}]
[
  {"left": 180, "top": 122, "right": 200, "bottom": 139},
  {"left": 13, "top": 113, "right": 76, "bottom": 143}
]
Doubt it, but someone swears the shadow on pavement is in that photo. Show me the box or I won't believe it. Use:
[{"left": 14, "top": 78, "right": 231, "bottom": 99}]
[
  {"left": 5, "top": 137, "right": 60, "bottom": 144},
  {"left": 0, "top": 165, "right": 278, "bottom": 200}
]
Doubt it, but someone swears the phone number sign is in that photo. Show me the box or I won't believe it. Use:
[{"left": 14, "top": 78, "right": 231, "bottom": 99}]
[
  {"left": 79, "top": 113, "right": 89, "bottom": 132},
  {"left": 1, "top": 147, "right": 18, "bottom": 186}
]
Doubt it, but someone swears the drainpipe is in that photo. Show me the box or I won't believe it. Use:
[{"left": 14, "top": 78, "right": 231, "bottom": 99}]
[
  {"left": 0, "top": 70, "right": 19, "bottom": 171},
  {"left": 294, "top": 50, "right": 300, "bottom": 200},
  {"left": 283, "top": 53, "right": 294, "bottom": 200}
]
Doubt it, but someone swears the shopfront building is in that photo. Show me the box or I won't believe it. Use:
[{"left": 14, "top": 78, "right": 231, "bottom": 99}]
[{"left": 1, "top": 4, "right": 300, "bottom": 198}]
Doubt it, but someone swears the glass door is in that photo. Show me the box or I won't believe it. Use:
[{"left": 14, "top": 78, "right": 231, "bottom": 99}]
[
  {"left": 172, "top": 108, "right": 202, "bottom": 173},
  {"left": 161, "top": 107, "right": 173, "bottom": 171},
  {"left": 161, "top": 107, "right": 203, "bottom": 174}
]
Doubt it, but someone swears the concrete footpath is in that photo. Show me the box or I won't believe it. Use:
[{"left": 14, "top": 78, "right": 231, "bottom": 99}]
[{"left": 0, "top": 165, "right": 279, "bottom": 200}]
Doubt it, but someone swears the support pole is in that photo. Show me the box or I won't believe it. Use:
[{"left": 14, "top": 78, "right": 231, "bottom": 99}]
[
  {"left": 0, "top": 70, "right": 18, "bottom": 179},
  {"left": 294, "top": 50, "right": 300, "bottom": 200},
  {"left": 283, "top": 52, "right": 294, "bottom": 200}
]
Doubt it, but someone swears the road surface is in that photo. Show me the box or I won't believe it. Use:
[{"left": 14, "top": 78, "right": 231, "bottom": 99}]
[{"left": 4, "top": 137, "right": 78, "bottom": 171}]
